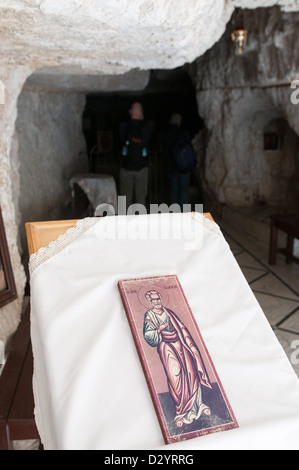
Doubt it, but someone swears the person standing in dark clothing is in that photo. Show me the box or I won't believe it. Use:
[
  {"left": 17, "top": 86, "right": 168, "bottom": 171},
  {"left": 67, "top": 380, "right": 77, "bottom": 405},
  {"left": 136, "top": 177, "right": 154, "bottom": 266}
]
[
  {"left": 119, "top": 102, "right": 152, "bottom": 209},
  {"left": 163, "top": 113, "right": 193, "bottom": 210}
]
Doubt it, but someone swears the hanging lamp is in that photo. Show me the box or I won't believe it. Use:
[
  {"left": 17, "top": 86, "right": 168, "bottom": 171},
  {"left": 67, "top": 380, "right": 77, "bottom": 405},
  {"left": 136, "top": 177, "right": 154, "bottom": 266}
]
[{"left": 231, "top": 26, "right": 247, "bottom": 54}]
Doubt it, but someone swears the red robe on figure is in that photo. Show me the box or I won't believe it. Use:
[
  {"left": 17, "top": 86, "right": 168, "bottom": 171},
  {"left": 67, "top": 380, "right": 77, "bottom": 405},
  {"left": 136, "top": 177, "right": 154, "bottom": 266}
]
[{"left": 143, "top": 306, "right": 211, "bottom": 426}]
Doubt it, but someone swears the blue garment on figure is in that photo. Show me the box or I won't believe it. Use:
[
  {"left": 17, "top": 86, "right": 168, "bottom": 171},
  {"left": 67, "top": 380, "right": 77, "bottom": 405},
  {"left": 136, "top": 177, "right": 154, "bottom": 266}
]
[
  {"left": 163, "top": 123, "right": 192, "bottom": 209},
  {"left": 169, "top": 171, "right": 191, "bottom": 209}
]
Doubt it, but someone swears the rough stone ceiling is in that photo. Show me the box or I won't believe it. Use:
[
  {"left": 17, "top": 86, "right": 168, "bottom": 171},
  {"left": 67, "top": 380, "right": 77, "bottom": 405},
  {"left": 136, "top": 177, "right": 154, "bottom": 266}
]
[{"left": 1, "top": 0, "right": 299, "bottom": 76}]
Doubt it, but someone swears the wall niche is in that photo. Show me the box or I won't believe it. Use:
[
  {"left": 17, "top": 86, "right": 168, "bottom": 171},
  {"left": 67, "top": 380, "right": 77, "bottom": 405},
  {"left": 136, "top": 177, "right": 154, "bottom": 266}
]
[{"left": 260, "top": 118, "right": 299, "bottom": 207}]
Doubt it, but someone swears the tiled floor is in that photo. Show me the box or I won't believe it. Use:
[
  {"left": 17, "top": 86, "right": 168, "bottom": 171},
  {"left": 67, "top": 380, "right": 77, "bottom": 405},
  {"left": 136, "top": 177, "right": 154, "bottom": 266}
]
[{"left": 218, "top": 218, "right": 299, "bottom": 379}]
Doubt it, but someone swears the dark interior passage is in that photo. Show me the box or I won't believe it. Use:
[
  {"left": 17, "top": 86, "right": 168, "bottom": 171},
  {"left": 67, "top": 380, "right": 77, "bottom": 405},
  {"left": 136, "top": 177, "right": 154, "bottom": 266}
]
[{"left": 82, "top": 68, "right": 205, "bottom": 210}]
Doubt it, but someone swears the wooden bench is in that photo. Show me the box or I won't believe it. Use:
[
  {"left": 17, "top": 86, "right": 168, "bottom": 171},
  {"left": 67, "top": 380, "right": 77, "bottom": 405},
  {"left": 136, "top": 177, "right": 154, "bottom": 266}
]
[
  {"left": 269, "top": 214, "right": 299, "bottom": 265},
  {"left": 0, "top": 301, "right": 40, "bottom": 450}
]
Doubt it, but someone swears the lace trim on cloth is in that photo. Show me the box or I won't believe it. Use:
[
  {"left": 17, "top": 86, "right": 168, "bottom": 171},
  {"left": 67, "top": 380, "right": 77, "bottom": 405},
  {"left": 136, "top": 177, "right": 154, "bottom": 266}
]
[
  {"left": 189, "top": 212, "right": 222, "bottom": 237},
  {"left": 29, "top": 218, "right": 99, "bottom": 276},
  {"left": 29, "top": 213, "right": 221, "bottom": 276}
]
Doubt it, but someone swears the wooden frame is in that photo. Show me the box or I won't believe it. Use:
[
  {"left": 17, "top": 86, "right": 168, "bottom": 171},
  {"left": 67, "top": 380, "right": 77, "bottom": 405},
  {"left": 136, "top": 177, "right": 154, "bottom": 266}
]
[
  {"left": 25, "top": 219, "right": 79, "bottom": 257},
  {"left": 0, "top": 206, "right": 17, "bottom": 308}
]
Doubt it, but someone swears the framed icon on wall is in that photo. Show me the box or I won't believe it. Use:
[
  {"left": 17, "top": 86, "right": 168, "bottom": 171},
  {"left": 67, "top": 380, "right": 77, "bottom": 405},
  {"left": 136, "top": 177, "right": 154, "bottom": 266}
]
[{"left": 0, "top": 206, "right": 17, "bottom": 308}]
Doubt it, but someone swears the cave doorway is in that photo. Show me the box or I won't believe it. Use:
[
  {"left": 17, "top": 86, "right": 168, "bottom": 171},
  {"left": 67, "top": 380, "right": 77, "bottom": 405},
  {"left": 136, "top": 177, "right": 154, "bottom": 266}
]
[{"left": 82, "top": 68, "right": 204, "bottom": 210}]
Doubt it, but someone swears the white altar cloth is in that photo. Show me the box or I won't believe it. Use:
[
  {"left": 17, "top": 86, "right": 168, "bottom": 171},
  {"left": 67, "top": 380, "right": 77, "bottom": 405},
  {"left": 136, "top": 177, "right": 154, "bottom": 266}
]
[{"left": 29, "top": 213, "right": 299, "bottom": 450}]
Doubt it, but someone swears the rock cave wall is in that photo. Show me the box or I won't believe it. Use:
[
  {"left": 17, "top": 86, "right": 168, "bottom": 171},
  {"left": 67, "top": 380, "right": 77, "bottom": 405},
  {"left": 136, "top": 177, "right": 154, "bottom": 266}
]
[
  {"left": 13, "top": 90, "right": 88, "bottom": 256},
  {"left": 192, "top": 6, "right": 299, "bottom": 208},
  {"left": 0, "top": 66, "right": 31, "bottom": 349}
]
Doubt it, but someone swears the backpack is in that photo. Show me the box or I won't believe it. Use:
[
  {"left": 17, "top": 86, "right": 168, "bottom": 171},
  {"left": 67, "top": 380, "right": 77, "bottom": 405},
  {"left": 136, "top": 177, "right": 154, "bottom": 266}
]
[
  {"left": 122, "top": 122, "right": 147, "bottom": 171},
  {"left": 172, "top": 139, "right": 197, "bottom": 173}
]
